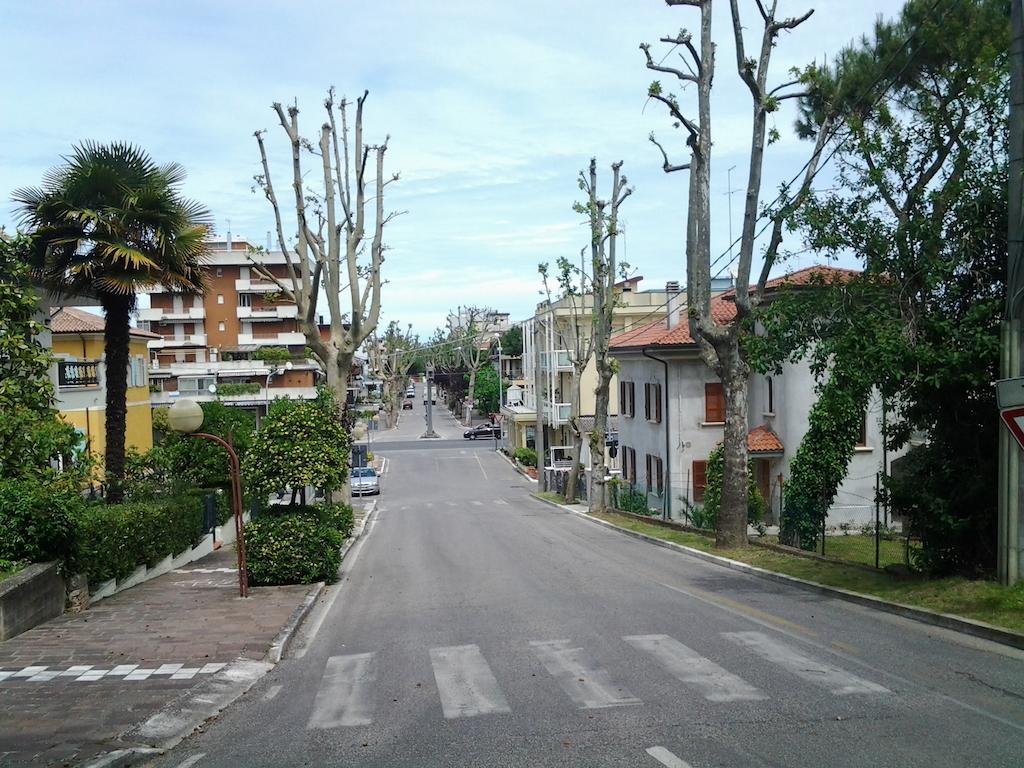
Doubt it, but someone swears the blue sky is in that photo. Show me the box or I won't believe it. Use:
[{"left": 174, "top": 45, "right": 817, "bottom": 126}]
[{"left": 1, "top": 0, "right": 898, "bottom": 336}]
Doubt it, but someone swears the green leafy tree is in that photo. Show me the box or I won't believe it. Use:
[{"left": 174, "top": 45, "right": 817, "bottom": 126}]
[
  {"left": 702, "top": 446, "right": 766, "bottom": 531},
  {"left": 152, "top": 401, "right": 257, "bottom": 489},
  {"left": 0, "top": 234, "right": 83, "bottom": 482},
  {"left": 15, "top": 142, "right": 210, "bottom": 501},
  {"left": 242, "top": 390, "right": 350, "bottom": 503},
  {"left": 751, "top": 0, "right": 1008, "bottom": 564},
  {"left": 469, "top": 365, "right": 500, "bottom": 415},
  {"left": 498, "top": 325, "right": 523, "bottom": 357}
]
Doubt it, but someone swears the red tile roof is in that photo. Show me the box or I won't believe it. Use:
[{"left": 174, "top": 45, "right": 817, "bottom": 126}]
[
  {"left": 748, "top": 425, "right": 784, "bottom": 454},
  {"left": 609, "top": 265, "right": 858, "bottom": 350},
  {"left": 50, "top": 307, "right": 160, "bottom": 338}
]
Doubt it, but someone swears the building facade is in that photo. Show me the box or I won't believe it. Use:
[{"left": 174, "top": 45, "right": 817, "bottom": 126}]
[{"left": 609, "top": 267, "right": 892, "bottom": 527}]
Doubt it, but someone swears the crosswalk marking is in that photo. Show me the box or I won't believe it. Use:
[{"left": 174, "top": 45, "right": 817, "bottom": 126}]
[
  {"left": 430, "top": 644, "right": 511, "bottom": 719},
  {"left": 471, "top": 500, "right": 484, "bottom": 507},
  {"left": 723, "top": 631, "right": 889, "bottom": 695},
  {"left": 646, "top": 746, "right": 693, "bottom": 767},
  {"left": 530, "top": 639, "right": 641, "bottom": 709},
  {"left": 625, "top": 634, "right": 766, "bottom": 702},
  {"left": 493, "top": 499, "right": 509, "bottom": 505},
  {"left": 307, "top": 652, "right": 377, "bottom": 729}
]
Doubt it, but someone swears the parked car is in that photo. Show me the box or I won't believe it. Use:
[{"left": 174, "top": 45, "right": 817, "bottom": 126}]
[
  {"left": 402, "top": 399, "right": 413, "bottom": 410},
  {"left": 351, "top": 466, "right": 380, "bottom": 495},
  {"left": 463, "top": 423, "right": 501, "bottom": 440},
  {"left": 424, "top": 396, "right": 437, "bottom": 405}
]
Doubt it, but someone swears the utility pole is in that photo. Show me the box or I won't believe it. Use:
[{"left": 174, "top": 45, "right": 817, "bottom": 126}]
[
  {"left": 422, "top": 362, "right": 439, "bottom": 439},
  {"left": 1000, "top": 0, "right": 1024, "bottom": 586},
  {"left": 533, "top": 317, "right": 547, "bottom": 492}
]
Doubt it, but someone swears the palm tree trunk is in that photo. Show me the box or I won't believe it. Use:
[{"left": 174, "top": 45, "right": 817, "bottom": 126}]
[{"left": 101, "top": 293, "right": 134, "bottom": 504}]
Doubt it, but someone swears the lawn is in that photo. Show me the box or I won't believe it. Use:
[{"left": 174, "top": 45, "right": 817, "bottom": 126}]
[
  {"left": 763, "top": 533, "right": 915, "bottom": 570},
  {"left": 589, "top": 510, "right": 1024, "bottom": 633}
]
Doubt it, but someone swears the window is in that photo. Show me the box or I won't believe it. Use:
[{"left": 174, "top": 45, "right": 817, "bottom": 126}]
[
  {"left": 766, "top": 377, "right": 774, "bottom": 414},
  {"left": 238, "top": 293, "right": 252, "bottom": 307},
  {"left": 645, "top": 382, "right": 662, "bottom": 423},
  {"left": 179, "top": 376, "right": 216, "bottom": 394},
  {"left": 622, "top": 446, "right": 637, "bottom": 484},
  {"left": 692, "top": 460, "right": 708, "bottom": 501},
  {"left": 216, "top": 267, "right": 223, "bottom": 277},
  {"left": 217, "top": 294, "right": 225, "bottom": 305},
  {"left": 704, "top": 382, "right": 725, "bottom": 423},
  {"left": 218, "top": 321, "right": 226, "bottom": 332},
  {"left": 645, "top": 454, "right": 664, "bottom": 495},
  {"left": 857, "top": 413, "right": 868, "bottom": 447},
  {"left": 620, "top": 381, "right": 635, "bottom": 418}
]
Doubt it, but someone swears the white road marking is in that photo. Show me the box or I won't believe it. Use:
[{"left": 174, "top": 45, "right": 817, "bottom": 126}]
[
  {"left": 27, "top": 670, "right": 61, "bottom": 682},
  {"left": 430, "top": 644, "right": 511, "bottom": 719},
  {"left": 493, "top": 499, "right": 508, "bottom": 505},
  {"left": 475, "top": 454, "right": 489, "bottom": 480},
  {"left": 170, "top": 668, "right": 200, "bottom": 680},
  {"left": 471, "top": 500, "right": 484, "bottom": 507},
  {"left": 172, "top": 754, "right": 206, "bottom": 768},
  {"left": 123, "top": 669, "right": 155, "bottom": 681},
  {"left": 723, "top": 631, "right": 889, "bottom": 695},
  {"left": 153, "top": 663, "right": 184, "bottom": 676},
  {"left": 625, "top": 634, "right": 766, "bottom": 702},
  {"left": 646, "top": 746, "right": 694, "bottom": 768},
  {"left": 530, "top": 639, "right": 641, "bottom": 709},
  {"left": 307, "top": 652, "right": 377, "bottom": 729},
  {"left": 77, "top": 669, "right": 112, "bottom": 681}
]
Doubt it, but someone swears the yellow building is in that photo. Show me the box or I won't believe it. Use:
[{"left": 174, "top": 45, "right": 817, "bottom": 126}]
[{"left": 50, "top": 307, "right": 156, "bottom": 460}]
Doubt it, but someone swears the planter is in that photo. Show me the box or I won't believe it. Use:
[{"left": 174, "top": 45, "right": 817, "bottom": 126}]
[{"left": 0, "top": 562, "right": 64, "bottom": 640}]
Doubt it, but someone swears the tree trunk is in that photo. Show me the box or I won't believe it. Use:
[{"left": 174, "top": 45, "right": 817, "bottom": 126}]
[
  {"left": 717, "top": 344, "right": 750, "bottom": 547},
  {"left": 101, "top": 293, "right": 134, "bottom": 504},
  {"left": 325, "top": 347, "right": 354, "bottom": 502},
  {"left": 466, "top": 367, "right": 477, "bottom": 425},
  {"left": 589, "top": 356, "right": 612, "bottom": 514}
]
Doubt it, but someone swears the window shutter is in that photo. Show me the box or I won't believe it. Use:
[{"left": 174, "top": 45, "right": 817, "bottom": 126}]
[
  {"left": 656, "top": 457, "right": 664, "bottom": 495},
  {"left": 693, "top": 460, "right": 708, "bottom": 501},
  {"left": 705, "top": 383, "right": 724, "bottom": 423},
  {"left": 628, "top": 382, "right": 635, "bottom": 417},
  {"left": 644, "top": 383, "right": 651, "bottom": 421},
  {"left": 655, "top": 383, "right": 663, "bottom": 423},
  {"left": 619, "top": 381, "right": 626, "bottom": 414},
  {"left": 645, "top": 454, "right": 652, "bottom": 490}
]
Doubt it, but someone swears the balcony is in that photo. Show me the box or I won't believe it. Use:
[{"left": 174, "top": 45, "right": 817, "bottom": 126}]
[
  {"left": 236, "top": 332, "right": 306, "bottom": 346},
  {"left": 543, "top": 400, "right": 572, "bottom": 426},
  {"left": 147, "top": 334, "right": 207, "bottom": 349},
  {"left": 236, "top": 305, "right": 298, "bottom": 320},
  {"left": 540, "top": 349, "right": 574, "bottom": 372},
  {"left": 58, "top": 360, "right": 100, "bottom": 388},
  {"left": 235, "top": 278, "right": 282, "bottom": 293},
  {"left": 138, "top": 307, "right": 205, "bottom": 322}
]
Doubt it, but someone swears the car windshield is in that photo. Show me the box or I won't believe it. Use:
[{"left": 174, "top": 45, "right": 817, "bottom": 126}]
[{"left": 352, "top": 468, "right": 377, "bottom": 478}]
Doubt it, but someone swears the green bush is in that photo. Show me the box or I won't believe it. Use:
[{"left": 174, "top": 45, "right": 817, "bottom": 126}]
[
  {"left": 513, "top": 447, "right": 538, "bottom": 467},
  {"left": 72, "top": 496, "right": 206, "bottom": 585},
  {"left": 259, "top": 502, "right": 355, "bottom": 538},
  {"left": 245, "top": 514, "right": 343, "bottom": 585},
  {"left": 611, "top": 480, "right": 655, "bottom": 516},
  {"left": 0, "top": 478, "right": 82, "bottom": 565},
  {"left": 217, "top": 382, "right": 262, "bottom": 397}
]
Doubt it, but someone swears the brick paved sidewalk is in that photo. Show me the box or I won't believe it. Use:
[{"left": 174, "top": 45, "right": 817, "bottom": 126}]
[{"left": 0, "top": 547, "right": 313, "bottom": 767}]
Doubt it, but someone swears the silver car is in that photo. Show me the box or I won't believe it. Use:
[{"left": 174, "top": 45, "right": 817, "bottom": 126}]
[{"left": 351, "top": 466, "right": 380, "bottom": 495}]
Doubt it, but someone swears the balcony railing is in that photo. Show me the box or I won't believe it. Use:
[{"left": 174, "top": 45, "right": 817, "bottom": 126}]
[
  {"left": 58, "top": 360, "right": 100, "bottom": 387},
  {"left": 544, "top": 401, "right": 572, "bottom": 425},
  {"left": 540, "top": 349, "right": 573, "bottom": 372}
]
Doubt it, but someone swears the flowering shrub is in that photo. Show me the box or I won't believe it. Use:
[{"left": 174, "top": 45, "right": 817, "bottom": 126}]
[{"left": 245, "top": 514, "right": 343, "bottom": 585}]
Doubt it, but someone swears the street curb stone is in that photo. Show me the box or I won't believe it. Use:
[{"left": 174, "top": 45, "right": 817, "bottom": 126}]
[
  {"left": 531, "top": 493, "right": 1024, "bottom": 652},
  {"left": 496, "top": 450, "right": 538, "bottom": 484}
]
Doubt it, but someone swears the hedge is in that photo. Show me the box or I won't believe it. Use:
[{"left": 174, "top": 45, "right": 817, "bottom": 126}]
[
  {"left": 245, "top": 515, "right": 343, "bottom": 585},
  {"left": 72, "top": 495, "right": 206, "bottom": 585},
  {"left": 0, "top": 479, "right": 82, "bottom": 566},
  {"left": 513, "top": 447, "right": 538, "bottom": 467}
]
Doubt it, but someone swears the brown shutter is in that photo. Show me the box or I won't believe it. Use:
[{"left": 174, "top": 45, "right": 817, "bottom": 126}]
[
  {"left": 619, "top": 381, "right": 626, "bottom": 415},
  {"left": 693, "top": 460, "right": 708, "bottom": 501},
  {"left": 705, "top": 383, "right": 724, "bottom": 423},
  {"left": 629, "top": 382, "right": 635, "bottom": 417},
  {"left": 645, "top": 454, "right": 652, "bottom": 490},
  {"left": 644, "top": 383, "right": 651, "bottom": 421},
  {"left": 655, "top": 383, "right": 663, "bottom": 423}
]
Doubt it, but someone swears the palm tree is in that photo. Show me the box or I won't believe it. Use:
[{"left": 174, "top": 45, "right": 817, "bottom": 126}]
[{"left": 14, "top": 142, "right": 210, "bottom": 502}]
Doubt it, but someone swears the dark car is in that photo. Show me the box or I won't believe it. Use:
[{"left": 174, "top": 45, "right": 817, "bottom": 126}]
[
  {"left": 463, "top": 423, "right": 500, "bottom": 440},
  {"left": 402, "top": 399, "right": 413, "bottom": 410}
]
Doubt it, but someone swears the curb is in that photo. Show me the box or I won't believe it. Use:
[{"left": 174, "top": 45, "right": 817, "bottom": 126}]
[
  {"left": 531, "top": 494, "right": 1024, "bottom": 652},
  {"left": 264, "top": 581, "right": 325, "bottom": 664}
]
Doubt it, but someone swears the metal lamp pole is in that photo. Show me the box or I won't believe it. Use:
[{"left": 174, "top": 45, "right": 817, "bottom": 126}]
[{"left": 167, "top": 399, "right": 248, "bottom": 597}]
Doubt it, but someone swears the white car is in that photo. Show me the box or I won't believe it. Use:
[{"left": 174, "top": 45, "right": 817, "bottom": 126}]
[{"left": 351, "top": 467, "right": 380, "bottom": 496}]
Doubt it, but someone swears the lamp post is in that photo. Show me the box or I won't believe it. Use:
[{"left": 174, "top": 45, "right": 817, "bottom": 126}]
[
  {"left": 422, "top": 362, "right": 439, "bottom": 438},
  {"left": 167, "top": 398, "right": 249, "bottom": 598}
]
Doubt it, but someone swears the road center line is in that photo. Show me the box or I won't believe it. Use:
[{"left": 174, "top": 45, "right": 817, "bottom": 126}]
[
  {"left": 475, "top": 454, "right": 489, "bottom": 480},
  {"left": 646, "top": 746, "right": 693, "bottom": 768}
]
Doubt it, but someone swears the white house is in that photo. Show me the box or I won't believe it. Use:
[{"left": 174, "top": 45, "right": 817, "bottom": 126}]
[{"left": 608, "top": 267, "right": 892, "bottom": 527}]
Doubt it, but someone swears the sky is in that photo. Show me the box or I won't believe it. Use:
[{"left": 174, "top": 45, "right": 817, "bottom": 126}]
[{"left": 1, "top": 0, "right": 899, "bottom": 337}]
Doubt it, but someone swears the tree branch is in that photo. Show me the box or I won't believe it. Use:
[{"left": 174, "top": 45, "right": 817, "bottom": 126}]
[{"left": 649, "top": 133, "right": 691, "bottom": 173}]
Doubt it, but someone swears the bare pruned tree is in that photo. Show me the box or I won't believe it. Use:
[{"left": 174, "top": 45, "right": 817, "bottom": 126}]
[
  {"left": 641, "top": 0, "right": 834, "bottom": 547},
  {"left": 448, "top": 305, "right": 498, "bottom": 424},
  {"left": 370, "top": 320, "right": 419, "bottom": 427},
  {"left": 251, "top": 87, "right": 402, "bottom": 413},
  {"left": 539, "top": 158, "right": 632, "bottom": 508}
]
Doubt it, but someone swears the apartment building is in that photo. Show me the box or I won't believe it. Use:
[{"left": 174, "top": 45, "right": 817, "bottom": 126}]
[
  {"left": 501, "top": 276, "right": 733, "bottom": 467},
  {"left": 608, "top": 266, "right": 893, "bottom": 527},
  {"left": 139, "top": 236, "right": 321, "bottom": 416}
]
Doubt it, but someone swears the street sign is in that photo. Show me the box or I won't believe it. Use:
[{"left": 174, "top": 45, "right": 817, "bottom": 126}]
[
  {"left": 1000, "top": 407, "right": 1024, "bottom": 450},
  {"left": 996, "top": 377, "right": 1024, "bottom": 409}
]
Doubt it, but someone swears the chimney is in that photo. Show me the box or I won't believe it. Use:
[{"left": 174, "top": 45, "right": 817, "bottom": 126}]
[{"left": 666, "top": 280, "right": 682, "bottom": 329}]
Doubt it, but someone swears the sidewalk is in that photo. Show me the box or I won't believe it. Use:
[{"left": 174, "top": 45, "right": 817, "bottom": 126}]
[{"left": 0, "top": 547, "right": 314, "bottom": 767}]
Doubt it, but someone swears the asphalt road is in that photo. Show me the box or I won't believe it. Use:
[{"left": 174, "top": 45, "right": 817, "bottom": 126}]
[{"left": 148, "top": 394, "right": 1024, "bottom": 768}]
